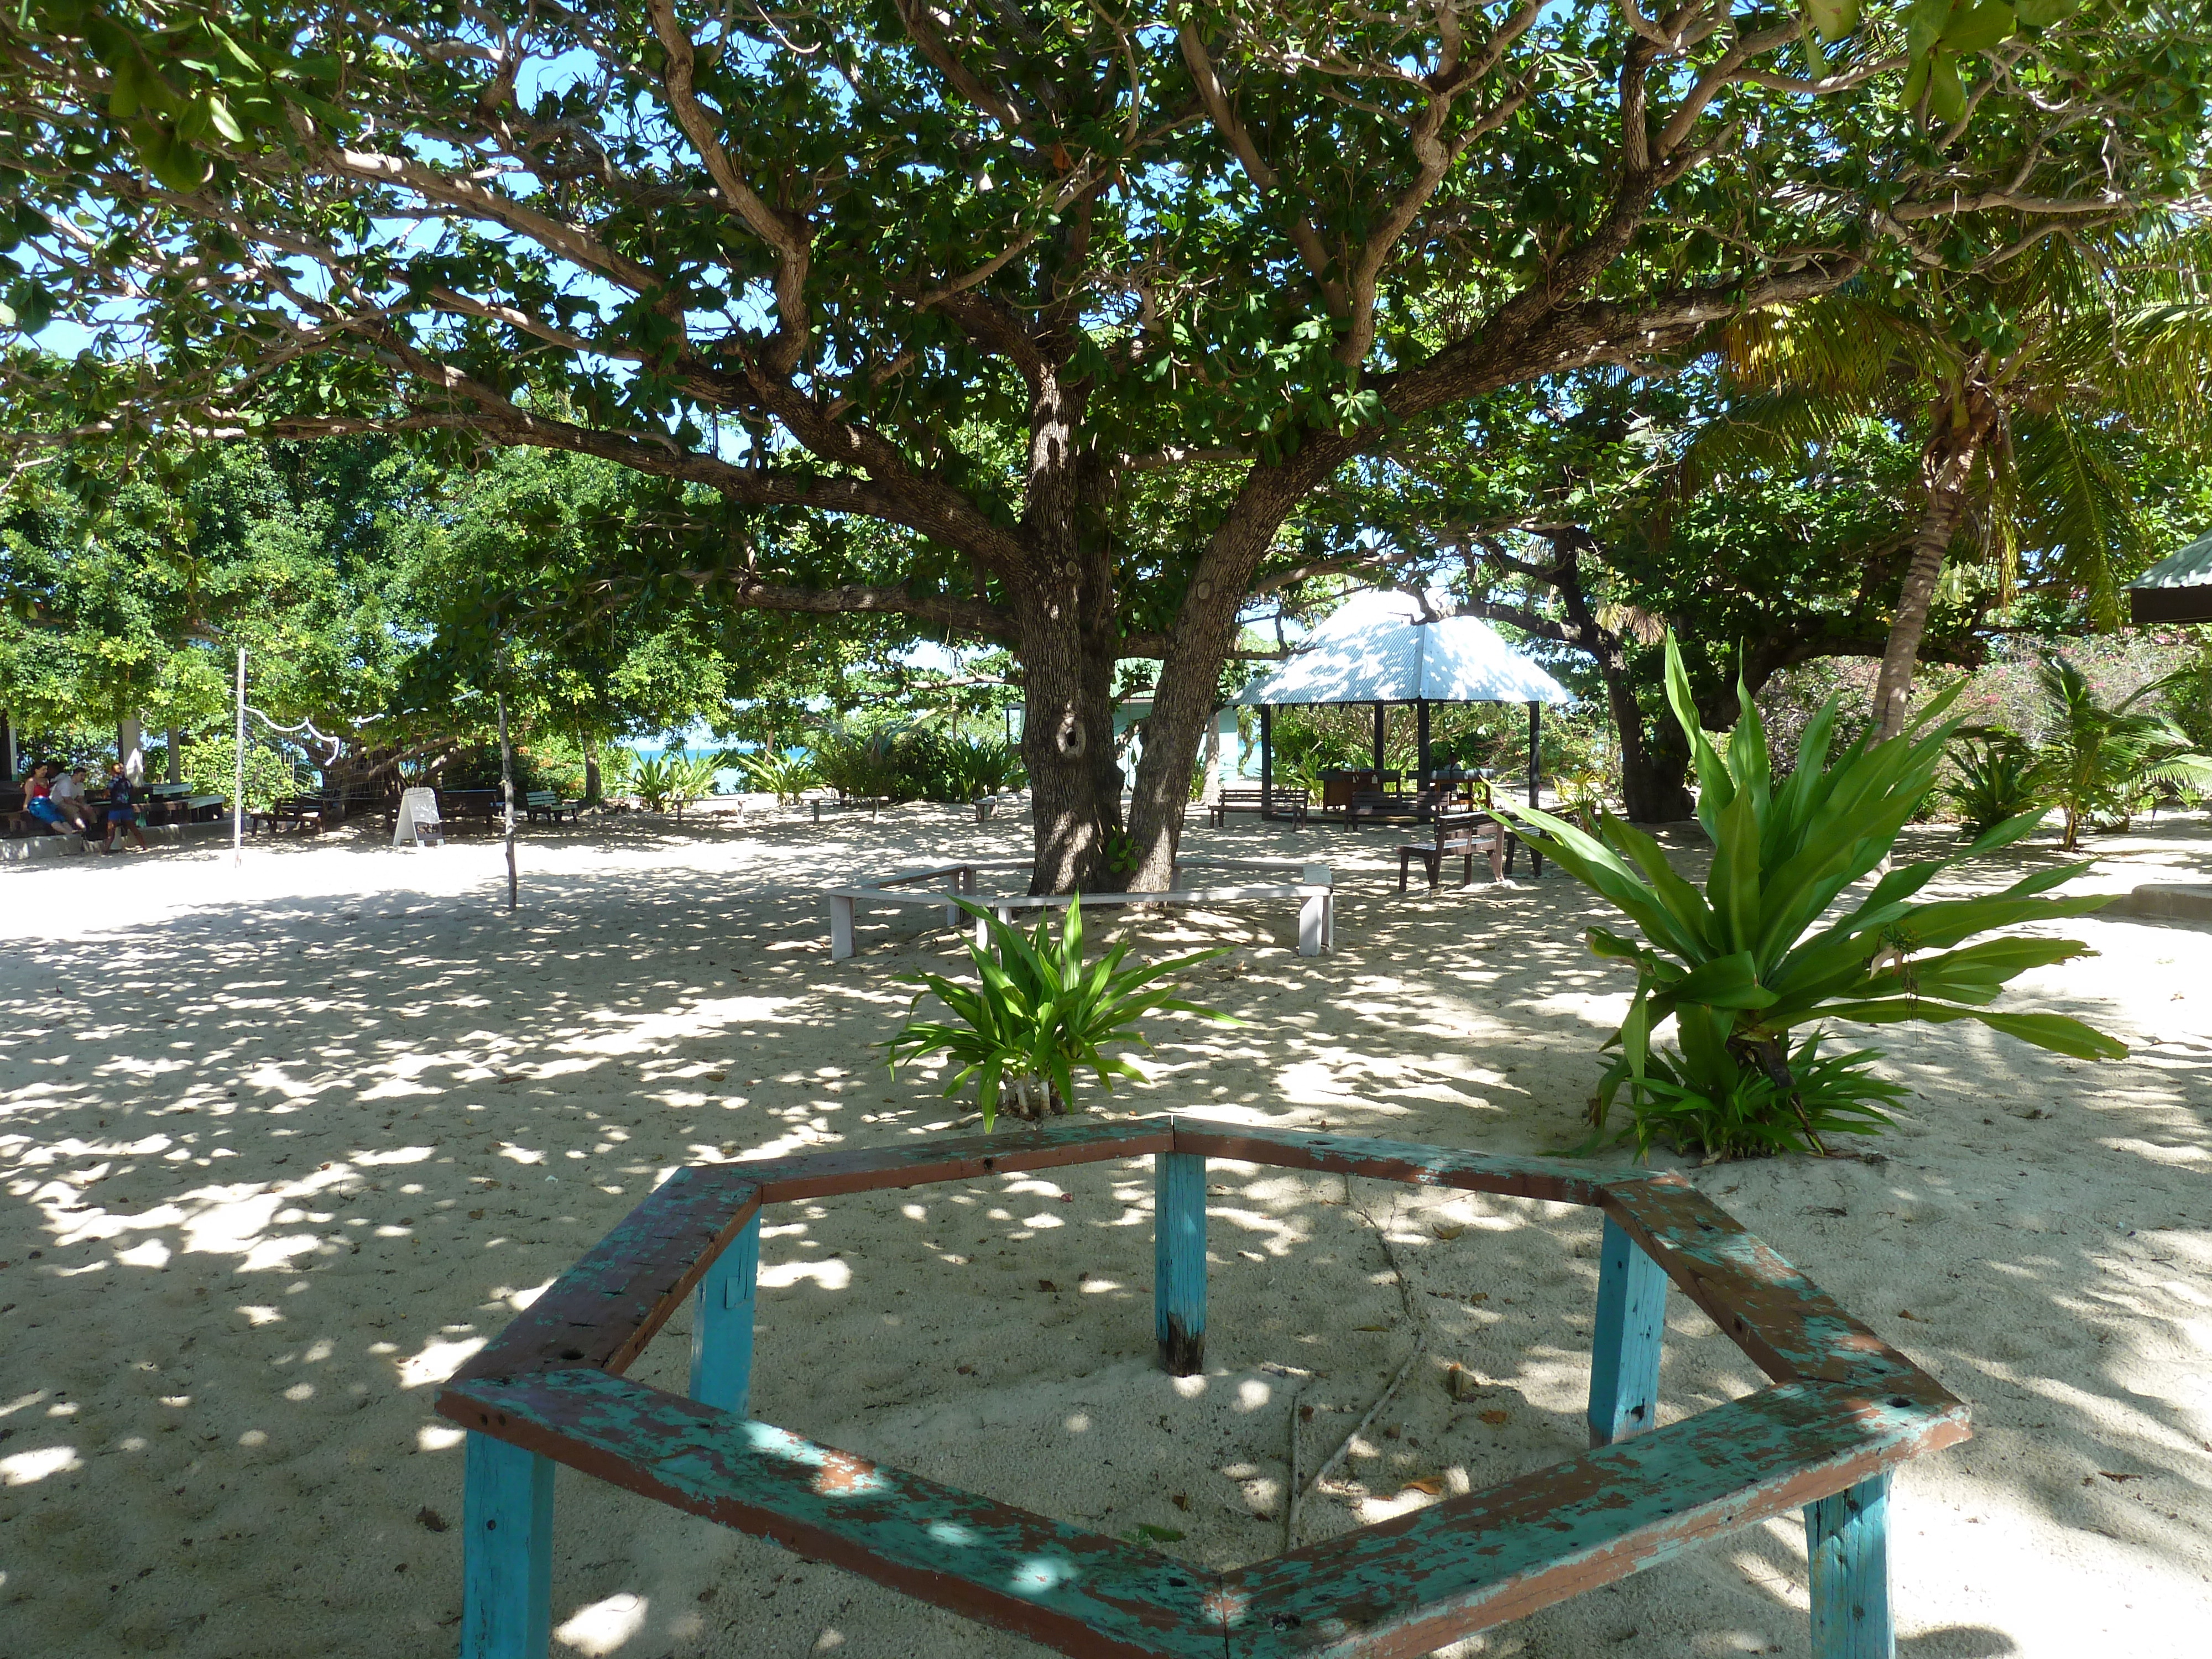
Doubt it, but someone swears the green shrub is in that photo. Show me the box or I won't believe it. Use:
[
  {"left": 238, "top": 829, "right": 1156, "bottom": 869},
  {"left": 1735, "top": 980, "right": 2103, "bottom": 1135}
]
[
  {"left": 1944, "top": 729, "right": 2043, "bottom": 840},
  {"left": 1501, "top": 633, "right": 2126, "bottom": 1162},
  {"left": 611, "top": 750, "right": 724, "bottom": 811},
  {"left": 182, "top": 736, "right": 302, "bottom": 814},
  {"left": 885, "top": 897, "right": 1238, "bottom": 1129},
  {"left": 738, "top": 748, "right": 820, "bottom": 805}
]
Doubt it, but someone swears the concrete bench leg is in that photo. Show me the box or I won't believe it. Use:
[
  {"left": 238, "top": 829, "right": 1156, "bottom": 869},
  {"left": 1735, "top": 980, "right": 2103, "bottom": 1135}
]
[
  {"left": 1155, "top": 1151, "right": 1207, "bottom": 1375},
  {"left": 689, "top": 1211, "right": 761, "bottom": 1415},
  {"left": 461, "top": 1432, "right": 554, "bottom": 1659},
  {"left": 828, "top": 894, "right": 855, "bottom": 959},
  {"left": 1298, "top": 891, "right": 1326, "bottom": 956},
  {"left": 1807, "top": 1474, "right": 1892, "bottom": 1658},
  {"left": 1586, "top": 1215, "right": 1666, "bottom": 1447}
]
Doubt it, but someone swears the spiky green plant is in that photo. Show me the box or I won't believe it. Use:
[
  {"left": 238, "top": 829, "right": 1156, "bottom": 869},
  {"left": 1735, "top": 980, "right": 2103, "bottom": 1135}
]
[
  {"left": 629, "top": 750, "right": 725, "bottom": 811},
  {"left": 738, "top": 748, "right": 820, "bottom": 806},
  {"left": 885, "top": 898, "right": 1239, "bottom": 1129},
  {"left": 1944, "top": 729, "right": 2045, "bottom": 840},
  {"left": 1500, "top": 634, "right": 2126, "bottom": 1162}
]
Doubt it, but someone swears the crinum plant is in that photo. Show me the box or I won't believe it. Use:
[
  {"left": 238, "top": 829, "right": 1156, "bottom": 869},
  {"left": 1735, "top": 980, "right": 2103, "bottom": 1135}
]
[
  {"left": 1502, "top": 635, "right": 2125, "bottom": 1161},
  {"left": 885, "top": 897, "right": 1238, "bottom": 1129}
]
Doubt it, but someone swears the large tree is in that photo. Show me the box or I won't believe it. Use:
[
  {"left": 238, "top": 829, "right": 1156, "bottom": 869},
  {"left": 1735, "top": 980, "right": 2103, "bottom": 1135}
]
[{"left": 1, "top": 1, "right": 2195, "bottom": 888}]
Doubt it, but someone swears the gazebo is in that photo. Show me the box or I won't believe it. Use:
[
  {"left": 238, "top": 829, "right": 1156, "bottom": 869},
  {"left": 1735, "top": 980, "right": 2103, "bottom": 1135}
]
[
  {"left": 2129, "top": 530, "right": 2212, "bottom": 625},
  {"left": 1230, "top": 588, "right": 1574, "bottom": 817}
]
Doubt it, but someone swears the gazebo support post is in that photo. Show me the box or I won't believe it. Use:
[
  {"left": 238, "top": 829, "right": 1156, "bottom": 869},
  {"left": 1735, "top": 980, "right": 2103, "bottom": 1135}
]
[
  {"left": 1372, "top": 701, "right": 1386, "bottom": 780},
  {"left": 1416, "top": 698, "right": 1432, "bottom": 804},
  {"left": 1526, "top": 701, "right": 1544, "bottom": 877},
  {"left": 1259, "top": 704, "right": 1274, "bottom": 819}
]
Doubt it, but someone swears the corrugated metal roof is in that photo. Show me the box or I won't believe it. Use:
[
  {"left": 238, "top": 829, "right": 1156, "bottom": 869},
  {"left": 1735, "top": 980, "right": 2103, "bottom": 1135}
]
[
  {"left": 1232, "top": 589, "right": 1574, "bottom": 707},
  {"left": 2132, "top": 530, "right": 2212, "bottom": 591}
]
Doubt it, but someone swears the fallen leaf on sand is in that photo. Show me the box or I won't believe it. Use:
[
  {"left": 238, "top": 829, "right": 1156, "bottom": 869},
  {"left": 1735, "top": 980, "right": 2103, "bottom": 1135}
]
[
  {"left": 1430, "top": 1223, "right": 1465, "bottom": 1241},
  {"left": 1036, "top": 1279, "right": 1058, "bottom": 1293},
  {"left": 1401, "top": 1475, "right": 1446, "bottom": 1496},
  {"left": 1478, "top": 1410, "right": 1510, "bottom": 1426},
  {"left": 415, "top": 1507, "right": 448, "bottom": 1533},
  {"left": 1897, "top": 1310, "right": 1924, "bottom": 1322},
  {"left": 2099, "top": 1470, "right": 2146, "bottom": 1483}
]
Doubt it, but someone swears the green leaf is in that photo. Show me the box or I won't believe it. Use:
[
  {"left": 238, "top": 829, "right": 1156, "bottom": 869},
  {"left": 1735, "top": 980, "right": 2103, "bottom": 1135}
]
[
  {"left": 2011, "top": 0, "right": 2078, "bottom": 24},
  {"left": 1802, "top": 0, "right": 1861, "bottom": 41},
  {"left": 1926, "top": 52, "right": 1968, "bottom": 123},
  {"left": 1940, "top": 0, "right": 2015, "bottom": 52},
  {"left": 1905, "top": 0, "right": 1958, "bottom": 58},
  {"left": 1660, "top": 951, "right": 1777, "bottom": 1012},
  {"left": 1901, "top": 53, "right": 1933, "bottom": 107}
]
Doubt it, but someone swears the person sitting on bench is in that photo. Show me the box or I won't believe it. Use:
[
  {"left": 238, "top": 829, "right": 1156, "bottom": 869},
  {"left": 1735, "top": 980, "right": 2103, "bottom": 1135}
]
[
  {"left": 48, "top": 766, "right": 97, "bottom": 832},
  {"left": 19, "top": 764, "right": 70, "bottom": 835}
]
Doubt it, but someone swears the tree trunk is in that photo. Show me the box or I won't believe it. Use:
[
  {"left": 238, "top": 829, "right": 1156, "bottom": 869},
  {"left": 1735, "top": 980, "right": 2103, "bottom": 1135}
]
[
  {"left": 583, "top": 751, "right": 601, "bottom": 805},
  {"left": 1013, "top": 366, "right": 1128, "bottom": 894},
  {"left": 1871, "top": 387, "right": 1997, "bottom": 742},
  {"left": 1546, "top": 533, "right": 1693, "bottom": 823},
  {"left": 1613, "top": 666, "right": 1695, "bottom": 821},
  {"left": 1016, "top": 588, "right": 1125, "bottom": 893}
]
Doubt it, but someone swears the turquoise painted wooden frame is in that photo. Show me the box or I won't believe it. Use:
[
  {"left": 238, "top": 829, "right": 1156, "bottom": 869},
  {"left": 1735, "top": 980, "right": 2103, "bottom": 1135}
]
[{"left": 437, "top": 1118, "right": 1967, "bottom": 1659}]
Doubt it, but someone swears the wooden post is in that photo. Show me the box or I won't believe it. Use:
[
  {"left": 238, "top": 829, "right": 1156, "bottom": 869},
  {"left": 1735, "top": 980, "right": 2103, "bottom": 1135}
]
[
  {"left": 497, "top": 692, "right": 517, "bottom": 912},
  {"left": 1587, "top": 1215, "right": 1667, "bottom": 1447},
  {"left": 1526, "top": 701, "right": 1541, "bottom": 806},
  {"left": 1416, "top": 698, "right": 1431, "bottom": 797},
  {"left": 689, "top": 1211, "right": 760, "bottom": 1415},
  {"left": 1154, "top": 1152, "right": 1207, "bottom": 1375},
  {"left": 1292, "top": 863, "right": 1327, "bottom": 956},
  {"left": 1807, "top": 1474, "right": 1893, "bottom": 1659},
  {"left": 1259, "top": 704, "right": 1273, "bottom": 818},
  {"left": 1372, "top": 701, "right": 1385, "bottom": 776},
  {"left": 1526, "top": 701, "right": 1545, "bottom": 877},
  {"left": 232, "top": 647, "right": 246, "bottom": 867},
  {"left": 461, "top": 1431, "right": 554, "bottom": 1659}
]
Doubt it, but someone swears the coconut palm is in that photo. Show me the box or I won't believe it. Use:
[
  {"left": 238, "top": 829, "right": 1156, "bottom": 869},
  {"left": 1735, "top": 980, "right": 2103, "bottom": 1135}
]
[
  {"left": 2031, "top": 658, "right": 2212, "bottom": 851},
  {"left": 1705, "top": 227, "right": 2212, "bottom": 740}
]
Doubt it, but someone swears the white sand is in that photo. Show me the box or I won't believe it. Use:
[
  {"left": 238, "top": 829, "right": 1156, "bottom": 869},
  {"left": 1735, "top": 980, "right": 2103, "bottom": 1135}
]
[{"left": 1, "top": 806, "right": 2208, "bottom": 1658}]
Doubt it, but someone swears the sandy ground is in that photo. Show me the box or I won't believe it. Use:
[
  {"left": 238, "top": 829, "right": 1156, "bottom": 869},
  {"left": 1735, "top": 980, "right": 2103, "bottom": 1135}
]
[{"left": 1, "top": 801, "right": 2208, "bottom": 1659}]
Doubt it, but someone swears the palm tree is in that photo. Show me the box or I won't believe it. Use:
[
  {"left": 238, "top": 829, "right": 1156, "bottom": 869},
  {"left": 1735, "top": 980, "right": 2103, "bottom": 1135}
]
[
  {"left": 2032, "top": 657, "right": 2212, "bottom": 851},
  {"left": 1704, "top": 227, "right": 2212, "bottom": 740}
]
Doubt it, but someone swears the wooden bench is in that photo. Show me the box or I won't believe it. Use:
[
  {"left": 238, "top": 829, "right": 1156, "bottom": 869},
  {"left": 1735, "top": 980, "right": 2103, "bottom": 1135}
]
[
  {"left": 525, "top": 790, "right": 583, "bottom": 824},
  {"left": 1206, "top": 785, "right": 1309, "bottom": 826},
  {"left": 827, "top": 856, "right": 1333, "bottom": 959},
  {"left": 439, "top": 1118, "right": 1965, "bottom": 1659},
  {"left": 1399, "top": 810, "right": 1507, "bottom": 890},
  {"left": 811, "top": 795, "right": 887, "bottom": 822},
  {"left": 247, "top": 795, "right": 323, "bottom": 834}
]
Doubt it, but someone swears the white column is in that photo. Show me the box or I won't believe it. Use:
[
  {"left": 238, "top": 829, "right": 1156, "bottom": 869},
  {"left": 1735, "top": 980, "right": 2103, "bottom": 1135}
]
[{"left": 119, "top": 717, "right": 144, "bottom": 781}]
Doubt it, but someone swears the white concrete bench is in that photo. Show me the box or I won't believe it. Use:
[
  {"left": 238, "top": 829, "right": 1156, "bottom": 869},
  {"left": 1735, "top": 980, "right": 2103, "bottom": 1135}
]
[{"left": 827, "top": 857, "right": 1334, "bottom": 959}]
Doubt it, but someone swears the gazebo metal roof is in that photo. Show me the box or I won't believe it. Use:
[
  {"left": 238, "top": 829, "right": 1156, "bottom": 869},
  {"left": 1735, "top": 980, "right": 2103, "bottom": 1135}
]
[
  {"left": 1233, "top": 588, "right": 1574, "bottom": 707},
  {"left": 2129, "top": 530, "right": 2212, "bottom": 625}
]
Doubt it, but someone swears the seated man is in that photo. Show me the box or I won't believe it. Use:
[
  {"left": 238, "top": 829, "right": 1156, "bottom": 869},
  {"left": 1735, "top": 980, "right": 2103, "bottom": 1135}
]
[{"left": 46, "top": 765, "right": 96, "bottom": 831}]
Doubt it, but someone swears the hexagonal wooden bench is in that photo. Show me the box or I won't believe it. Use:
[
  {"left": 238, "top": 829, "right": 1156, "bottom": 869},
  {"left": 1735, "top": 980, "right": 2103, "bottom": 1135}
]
[{"left": 436, "top": 1117, "right": 1966, "bottom": 1658}]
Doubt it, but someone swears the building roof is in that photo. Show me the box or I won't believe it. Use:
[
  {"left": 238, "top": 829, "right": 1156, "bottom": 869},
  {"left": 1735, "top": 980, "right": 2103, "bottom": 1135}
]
[
  {"left": 1232, "top": 588, "right": 1575, "bottom": 707},
  {"left": 2128, "top": 530, "right": 2212, "bottom": 625}
]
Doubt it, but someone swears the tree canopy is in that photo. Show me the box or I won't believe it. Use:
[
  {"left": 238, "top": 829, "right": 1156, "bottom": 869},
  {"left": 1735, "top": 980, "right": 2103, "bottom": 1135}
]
[{"left": 2, "top": 2, "right": 2203, "bottom": 881}]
